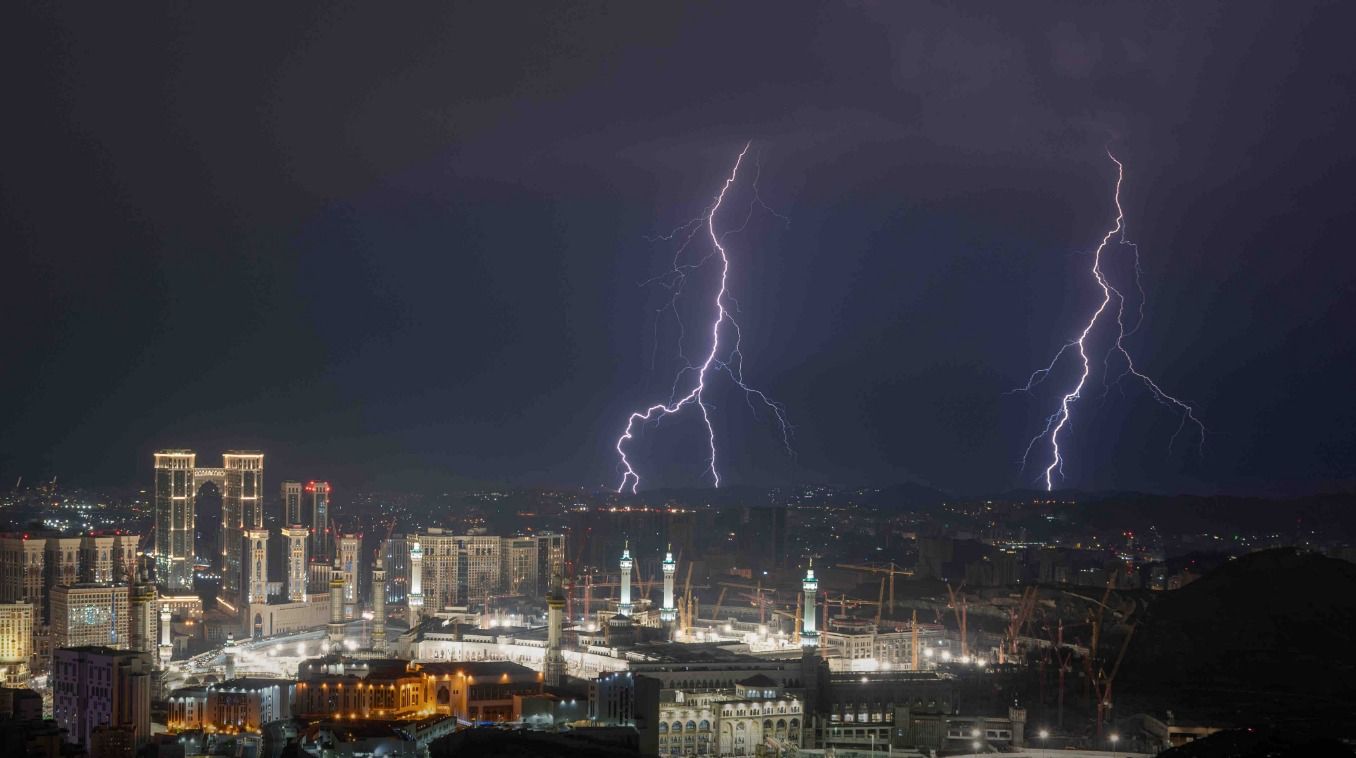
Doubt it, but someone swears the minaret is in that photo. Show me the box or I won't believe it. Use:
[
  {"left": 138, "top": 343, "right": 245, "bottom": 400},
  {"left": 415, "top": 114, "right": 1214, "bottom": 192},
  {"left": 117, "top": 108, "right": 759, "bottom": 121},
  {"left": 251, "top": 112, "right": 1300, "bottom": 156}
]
[
  {"left": 283, "top": 525, "right": 309, "bottom": 602},
  {"left": 660, "top": 545, "right": 677, "bottom": 624},
  {"left": 618, "top": 541, "right": 633, "bottom": 616},
  {"left": 407, "top": 539, "right": 424, "bottom": 625},
  {"left": 543, "top": 570, "right": 566, "bottom": 686},
  {"left": 371, "top": 555, "right": 387, "bottom": 653},
  {"left": 244, "top": 527, "right": 270, "bottom": 606},
  {"left": 129, "top": 559, "right": 157, "bottom": 659},
  {"left": 223, "top": 632, "right": 236, "bottom": 680},
  {"left": 159, "top": 606, "right": 173, "bottom": 666},
  {"left": 328, "top": 556, "right": 346, "bottom": 651},
  {"left": 801, "top": 559, "right": 819, "bottom": 647}
]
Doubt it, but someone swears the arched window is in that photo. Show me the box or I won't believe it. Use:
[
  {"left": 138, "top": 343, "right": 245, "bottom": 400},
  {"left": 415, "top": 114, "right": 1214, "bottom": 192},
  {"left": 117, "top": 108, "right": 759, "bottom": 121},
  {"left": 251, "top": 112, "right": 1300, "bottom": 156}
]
[
  {"left": 776, "top": 718, "right": 787, "bottom": 732},
  {"left": 763, "top": 719, "right": 773, "bottom": 734},
  {"left": 658, "top": 722, "right": 668, "bottom": 734},
  {"left": 686, "top": 720, "right": 697, "bottom": 732},
  {"left": 672, "top": 721, "right": 683, "bottom": 733},
  {"left": 699, "top": 719, "right": 710, "bottom": 731}
]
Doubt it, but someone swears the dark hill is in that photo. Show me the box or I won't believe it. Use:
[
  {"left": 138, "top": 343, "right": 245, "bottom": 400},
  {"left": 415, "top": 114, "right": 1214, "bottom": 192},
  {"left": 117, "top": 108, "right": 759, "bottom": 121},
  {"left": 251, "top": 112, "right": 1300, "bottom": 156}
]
[{"left": 1118, "top": 549, "right": 1356, "bottom": 730}]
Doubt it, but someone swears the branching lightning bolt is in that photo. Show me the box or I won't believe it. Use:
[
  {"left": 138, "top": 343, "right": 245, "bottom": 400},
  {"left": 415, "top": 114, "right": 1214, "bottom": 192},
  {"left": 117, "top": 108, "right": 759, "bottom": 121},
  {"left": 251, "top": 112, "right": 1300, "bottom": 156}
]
[
  {"left": 1016, "top": 151, "right": 1205, "bottom": 491},
  {"left": 615, "top": 143, "right": 792, "bottom": 494}
]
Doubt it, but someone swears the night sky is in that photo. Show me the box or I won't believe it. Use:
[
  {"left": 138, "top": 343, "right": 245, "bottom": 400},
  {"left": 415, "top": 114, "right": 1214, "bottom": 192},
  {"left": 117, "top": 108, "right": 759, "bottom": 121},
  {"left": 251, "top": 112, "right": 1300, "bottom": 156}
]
[{"left": 3, "top": 3, "right": 1354, "bottom": 495}]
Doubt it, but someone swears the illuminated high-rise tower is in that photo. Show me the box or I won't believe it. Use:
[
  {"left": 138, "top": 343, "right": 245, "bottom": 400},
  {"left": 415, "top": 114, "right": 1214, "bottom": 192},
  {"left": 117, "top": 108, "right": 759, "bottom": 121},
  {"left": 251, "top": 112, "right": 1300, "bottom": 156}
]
[
  {"left": 801, "top": 560, "right": 819, "bottom": 648},
  {"left": 153, "top": 451, "right": 197, "bottom": 590},
  {"left": 660, "top": 546, "right": 677, "bottom": 624},
  {"left": 281, "top": 481, "right": 303, "bottom": 526},
  {"left": 220, "top": 452, "right": 263, "bottom": 602},
  {"left": 308, "top": 482, "right": 332, "bottom": 561},
  {"left": 618, "top": 542, "right": 633, "bottom": 617}
]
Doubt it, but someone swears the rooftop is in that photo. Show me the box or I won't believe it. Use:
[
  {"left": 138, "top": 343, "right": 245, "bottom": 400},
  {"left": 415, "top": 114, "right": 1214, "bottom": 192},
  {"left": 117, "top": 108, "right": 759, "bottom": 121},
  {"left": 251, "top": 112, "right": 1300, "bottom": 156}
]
[{"left": 212, "top": 677, "right": 292, "bottom": 691}]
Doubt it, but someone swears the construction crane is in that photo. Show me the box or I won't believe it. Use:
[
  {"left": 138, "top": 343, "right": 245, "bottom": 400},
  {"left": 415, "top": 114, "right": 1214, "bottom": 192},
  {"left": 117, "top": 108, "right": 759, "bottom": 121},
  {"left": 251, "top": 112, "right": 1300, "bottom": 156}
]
[
  {"left": 1087, "top": 622, "right": 1137, "bottom": 739},
  {"left": 946, "top": 582, "right": 969, "bottom": 658},
  {"left": 910, "top": 610, "right": 920, "bottom": 670},
  {"left": 577, "top": 575, "right": 626, "bottom": 621},
  {"left": 837, "top": 562, "right": 913, "bottom": 616},
  {"left": 710, "top": 586, "right": 729, "bottom": 622},
  {"left": 875, "top": 577, "right": 886, "bottom": 627},
  {"left": 678, "top": 563, "right": 695, "bottom": 638},
  {"left": 1000, "top": 585, "right": 1040, "bottom": 664},
  {"left": 716, "top": 580, "right": 779, "bottom": 625},
  {"left": 564, "top": 526, "right": 592, "bottom": 621}
]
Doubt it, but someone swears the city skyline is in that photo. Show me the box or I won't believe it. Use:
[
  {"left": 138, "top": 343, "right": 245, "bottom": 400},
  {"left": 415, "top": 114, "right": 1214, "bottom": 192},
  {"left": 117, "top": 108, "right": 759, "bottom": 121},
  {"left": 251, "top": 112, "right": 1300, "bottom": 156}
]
[{"left": 4, "top": 4, "right": 1354, "bottom": 755}]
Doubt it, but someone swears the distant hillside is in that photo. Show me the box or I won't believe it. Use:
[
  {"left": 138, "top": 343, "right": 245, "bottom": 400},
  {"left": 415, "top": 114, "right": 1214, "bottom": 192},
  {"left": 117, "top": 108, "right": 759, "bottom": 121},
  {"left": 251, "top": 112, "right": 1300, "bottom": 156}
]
[
  {"left": 1118, "top": 549, "right": 1356, "bottom": 730},
  {"left": 1080, "top": 492, "right": 1356, "bottom": 536},
  {"left": 618, "top": 482, "right": 951, "bottom": 510}
]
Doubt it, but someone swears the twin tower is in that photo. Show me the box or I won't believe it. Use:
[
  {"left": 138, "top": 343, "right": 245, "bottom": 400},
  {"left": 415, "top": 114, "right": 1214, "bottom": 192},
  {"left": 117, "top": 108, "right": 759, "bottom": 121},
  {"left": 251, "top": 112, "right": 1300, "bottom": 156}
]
[
  {"left": 615, "top": 542, "right": 679, "bottom": 623},
  {"left": 153, "top": 450, "right": 332, "bottom": 603}
]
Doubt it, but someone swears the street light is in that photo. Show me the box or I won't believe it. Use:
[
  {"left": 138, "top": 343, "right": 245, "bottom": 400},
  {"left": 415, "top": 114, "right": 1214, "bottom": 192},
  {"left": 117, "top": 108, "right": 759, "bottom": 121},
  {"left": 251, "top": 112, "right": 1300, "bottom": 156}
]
[
  {"left": 1110, "top": 732, "right": 1120, "bottom": 758},
  {"left": 1039, "top": 728, "right": 1049, "bottom": 757}
]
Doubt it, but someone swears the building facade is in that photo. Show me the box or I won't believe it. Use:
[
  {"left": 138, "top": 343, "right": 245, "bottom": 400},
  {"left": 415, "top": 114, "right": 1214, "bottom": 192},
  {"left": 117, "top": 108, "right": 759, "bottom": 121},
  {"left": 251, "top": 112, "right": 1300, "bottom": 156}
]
[
  {"left": 0, "top": 602, "right": 33, "bottom": 685},
  {"left": 51, "top": 584, "right": 131, "bottom": 650},
  {"left": 406, "top": 531, "right": 567, "bottom": 619},
  {"left": 52, "top": 646, "right": 153, "bottom": 749}
]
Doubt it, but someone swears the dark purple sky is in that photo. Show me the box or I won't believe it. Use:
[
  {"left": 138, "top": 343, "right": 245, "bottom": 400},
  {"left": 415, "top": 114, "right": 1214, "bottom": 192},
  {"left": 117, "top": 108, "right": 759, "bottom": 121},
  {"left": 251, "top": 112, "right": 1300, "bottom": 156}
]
[{"left": 3, "top": 2, "right": 1354, "bottom": 495}]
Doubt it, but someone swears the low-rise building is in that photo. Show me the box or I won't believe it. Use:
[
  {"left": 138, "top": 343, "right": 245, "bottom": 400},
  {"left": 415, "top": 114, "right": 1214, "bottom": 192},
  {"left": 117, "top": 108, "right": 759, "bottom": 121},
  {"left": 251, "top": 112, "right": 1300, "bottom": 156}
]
[
  {"left": 423, "top": 660, "right": 542, "bottom": 723},
  {"left": 295, "top": 657, "right": 435, "bottom": 721},
  {"left": 167, "top": 686, "right": 209, "bottom": 731},
  {"left": 206, "top": 678, "right": 293, "bottom": 733},
  {"left": 243, "top": 595, "right": 331, "bottom": 638},
  {"left": 642, "top": 675, "right": 805, "bottom": 757}
]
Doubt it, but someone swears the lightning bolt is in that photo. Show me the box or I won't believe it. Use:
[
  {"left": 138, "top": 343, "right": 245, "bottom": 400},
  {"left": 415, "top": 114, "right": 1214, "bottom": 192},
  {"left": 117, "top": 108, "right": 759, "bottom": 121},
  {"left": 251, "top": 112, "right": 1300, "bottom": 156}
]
[
  {"left": 1016, "top": 150, "right": 1205, "bottom": 491},
  {"left": 614, "top": 143, "right": 791, "bottom": 494}
]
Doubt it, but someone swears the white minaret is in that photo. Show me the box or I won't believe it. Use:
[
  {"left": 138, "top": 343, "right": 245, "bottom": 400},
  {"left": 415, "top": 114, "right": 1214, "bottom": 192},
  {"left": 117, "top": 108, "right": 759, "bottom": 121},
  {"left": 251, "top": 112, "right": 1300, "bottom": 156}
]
[
  {"left": 407, "top": 540, "right": 424, "bottom": 625},
  {"left": 371, "top": 555, "right": 387, "bottom": 653},
  {"left": 660, "top": 545, "right": 677, "bottom": 623},
  {"left": 801, "top": 559, "right": 819, "bottom": 647},
  {"left": 284, "top": 525, "right": 309, "bottom": 602},
  {"left": 244, "top": 528, "right": 270, "bottom": 606},
  {"left": 159, "top": 606, "right": 173, "bottom": 666},
  {"left": 543, "top": 570, "right": 566, "bottom": 686},
  {"left": 328, "top": 556, "right": 346, "bottom": 651},
  {"left": 618, "top": 541, "right": 633, "bottom": 616},
  {"left": 223, "top": 632, "right": 236, "bottom": 680}
]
